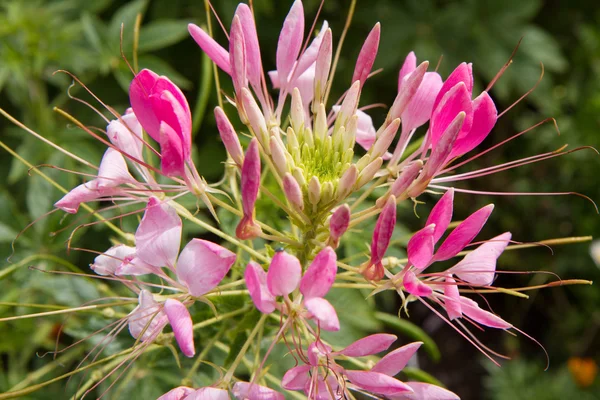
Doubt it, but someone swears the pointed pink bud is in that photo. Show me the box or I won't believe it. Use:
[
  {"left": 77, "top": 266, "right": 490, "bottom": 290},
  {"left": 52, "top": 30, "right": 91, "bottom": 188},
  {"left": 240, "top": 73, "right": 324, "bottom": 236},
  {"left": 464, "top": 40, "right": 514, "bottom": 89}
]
[
  {"left": 372, "top": 342, "right": 423, "bottom": 376},
  {"left": 444, "top": 276, "right": 462, "bottom": 320},
  {"left": 188, "top": 24, "right": 231, "bottom": 75},
  {"left": 295, "top": 21, "right": 329, "bottom": 80},
  {"left": 283, "top": 173, "right": 304, "bottom": 210},
  {"left": 345, "top": 371, "right": 413, "bottom": 396},
  {"left": 282, "top": 365, "right": 311, "bottom": 390},
  {"left": 429, "top": 82, "right": 473, "bottom": 151},
  {"left": 404, "top": 382, "right": 460, "bottom": 400},
  {"left": 356, "top": 156, "right": 383, "bottom": 189},
  {"left": 158, "top": 121, "right": 186, "bottom": 177},
  {"left": 314, "top": 28, "right": 332, "bottom": 104},
  {"left": 270, "top": 135, "right": 289, "bottom": 175},
  {"left": 460, "top": 296, "right": 512, "bottom": 329},
  {"left": 400, "top": 71, "right": 443, "bottom": 134},
  {"left": 337, "top": 165, "right": 358, "bottom": 200},
  {"left": 371, "top": 118, "right": 400, "bottom": 158},
  {"left": 135, "top": 197, "right": 182, "bottom": 269},
  {"left": 304, "top": 297, "right": 340, "bottom": 331},
  {"left": 403, "top": 270, "right": 433, "bottom": 297},
  {"left": 398, "top": 51, "right": 417, "bottom": 89},
  {"left": 164, "top": 299, "right": 195, "bottom": 357},
  {"left": 229, "top": 15, "right": 247, "bottom": 97},
  {"left": 91, "top": 245, "right": 136, "bottom": 276},
  {"left": 329, "top": 205, "right": 351, "bottom": 247},
  {"left": 422, "top": 111, "right": 465, "bottom": 179},
  {"left": 425, "top": 188, "right": 454, "bottom": 244},
  {"left": 176, "top": 239, "right": 236, "bottom": 297},
  {"left": 244, "top": 261, "right": 277, "bottom": 314},
  {"left": 300, "top": 247, "right": 337, "bottom": 299},
  {"left": 352, "top": 23, "right": 380, "bottom": 87},
  {"left": 276, "top": 0, "right": 305, "bottom": 88},
  {"left": 157, "top": 387, "right": 195, "bottom": 400},
  {"left": 128, "top": 290, "right": 167, "bottom": 341},
  {"left": 241, "top": 88, "right": 268, "bottom": 146},
  {"left": 378, "top": 160, "right": 423, "bottom": 206},
  {"left": 433, "top": 62, "right": 474, "bottom": 112},
  {"left": 96, "top": 148, "right": 135, "bottom": 188},
  {"left": 434, "top": 204, "right": 494, "bottom": 261},
  {"left": 449, "top": 232, "right": 511, "bottom": 286},
  {"left": 106, "top": 111, "right": 144, "bottom": 161},
  {"left": 388, "top": 61, "right": 429, "bottom": 124},
  {"left": 215, "top": 107, "right": 244, "bottom": 166},
  {"left": 337, "top": 81, "right": 361, "bottom": 127},
  {"left": 232, "top": 382, "right": 285, "bottom": 400},
  {"left": 449, "top": 91, "right": 497, "bottom": 160},
  {"left": 234, "top": 4, "right": 262, "bottom": 90},
  {"left": 335, "top": 333, "right": 397, "bottom": 357},
  {"left": 236, "top": 138, "right": 262, "bottom": 240},
  {"left": 290, "top": 87, "right": 305, "bottom": 132},
  {"left": 363, "top": 195, "right": 396, "bottom": 281},
  {"left": 407, "top": 224, "right": 435, "bottom": 269},
  {"left": 267, "top": 250, "right": 302, "bottom": 296}
]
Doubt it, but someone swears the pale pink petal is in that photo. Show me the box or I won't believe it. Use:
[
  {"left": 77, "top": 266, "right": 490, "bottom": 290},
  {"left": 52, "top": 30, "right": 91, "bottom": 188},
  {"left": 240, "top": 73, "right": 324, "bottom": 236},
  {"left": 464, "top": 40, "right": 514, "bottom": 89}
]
[
  {"left": 429, "top": 83, "right": 473, "bottom": 150},
  {"left": 459, "top": 296, "right": 512, "bottom": 329},
  {"left": 96, "top": 144, "right": 136, "bottom": 188},
  {"left": 403, "top": 270, "right": 433, "bottom": 297},
  {"left": 244, "top": 261, "right": 277, "bottom": 314},
  {"left": 449, "top": 232, "right": 511, "bottom": 286},
  {"left": 215, "top": 107, "right": 244, "bottom": 166},
  {"left": 283, "top": 173, "right": 304, "bottom": 209},
  {"left": 128, "top": 289, "right": 167, "bottom": 341},
  {"left": 425, "top": 188, "right": 454, "bottom": 244},
  {"left": 295, "top": 21, "right": 329, "bottom": 81},
  {"left": 106, "top": 112, "right": 144, "bottom": 161},
  {"left": 188, "top": 24, "right": 231, "bottom": 75},
  {"left": 157, "top": 386, "right": 195, "bottom": 400},
  {"left": 282, "top": 365, "right": 311, "bottom": 390},
  {"left": 372, "top": 342, "right": 423, "bottom": 376},
  {"left": 432, "top": 62, "right": 473, "bottom": 112},
  {"left": 91, "top": 244, "right": 136, "bottom": 276},
  {"left": 407, "top": 224, "right": 435, "bottom": 269},
  {"left": 164, "top": 299, "right": 195, "bottom": 357},
  {"left": 345, "top": 370, "right": 413, "bottom": 396},
  {"left": 299, "top": 247, "right": 337, "bottom": 299},
  {"left": 176, "top": 239, "right": 236, "bottom": 297},
  {"left": 389, "top": 382, "right": 460, "bottom": 400},
  {"left": 335, "top": 333, "right": 397, "bottom": 357},
  {"left": 135, "top": 197, "right": 182, "bottom": 269},
  {"left": 389, "top": 62, "right": 429, "bottom": 124},
  {"left": 232, "top": 382, "right": 285, "bottom": 400},
  {"left": 293, "top": 65, "right": 316, "bottom": 117},
  {"left": 267, "top": 250, "right": 302, "bottom": 296},
  {"left": 304, "top": 297, "right": 340, "bottom": 331},
  {"left": 332, "top": 106, "right": 376, "bottom": 150},
  {"left": 352, "top": 23, "right": 380, "bottom": 87},
  {"left": 234, "top": 4, "right": 262, "bottom": 90},
  {"left": 116, "top": 255, "right": 157, "bottom": 276},
  {"left": 434, "top": 204, "right": 494, "bottom": 261},
  {"left": 337, "top": 81, "right": 361, "bottom": 127},
  {"left": 276, "top": 0, "right": 304, "bottom": 89},
  {"left": 400, "top": 72, "right": 443, "bottom": 134},
  {"left": 443, "top": 276, "right": 462, "bottom": 320},
  {"left": 398, "top": 51, "right": 417, "bottom": 90},
  {"left": 314, "top": 27, "right": 332, "bottom": 102},
  {"left": 54, "top": 180, "right": 119, "bottom": 214},
  {"left": 307, "top": 341, "right": 332, "bottom": 366},
  {"left": 186, "top": 388, "right": 230, "bottom": 400},
  {"left": 229, "top": 15, "right": 247, "bottom": 97}
]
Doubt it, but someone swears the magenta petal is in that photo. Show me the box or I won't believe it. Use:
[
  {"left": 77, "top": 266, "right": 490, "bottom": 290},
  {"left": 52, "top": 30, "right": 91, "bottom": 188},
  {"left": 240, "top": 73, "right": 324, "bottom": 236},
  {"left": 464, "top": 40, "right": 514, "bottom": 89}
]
[
  {"left": 188, "top": 24, "right": 231, "bottom": 75},
  {"left": 389, "top": 382, "right": 460, "bottom": 400},
  {"left": 304, "top": 297, "right": 340, "bottom": 331},
  {"left": 299, "top": 247, "right": 337, "bottom": 299},
  {"left": 159, "top": 121, "right": 186, "bottom": 177},
  {"left": 335, "top": 333, "right": 397, "bottom": 357},
  {"left": 244, "top": 261, "right": 277, "bottom": 314},
  {"left": 128, "top": 289, "right": 167, "bottom": 341},
  {"left": 282, "top": 365, "right": 311, "bottom": 390},
  {"left": 443, "top": 276, "right": 462, "bottom": 320},
  {"left": 164, "top": 299, "right": 195, "bottom": 357},
  {"left": 234, "top": 4, "right": 262, "bottom": 90},
  {"left": 434, "top": 204, "right": 494, "bottom": 261},
  {"left": 240, "top": 138, "right": 261, "bottom": 217},
  {"left": 422, "top": 112, "right": 465, "bottom": 179},
  {"left": 157, "top": 386, "right": 195, "bottom": 400},
  {"left": 372, "top": 342, "right": 423, "bottom": 376},
  {"left": 151, "top": 90, "right": 192, "bottom": 160},
  {"left": 229, "top": 15, "right": 247, "bottom": 97},
  {"left": 403, "top": 270, "right": 433, "bottom": 297},
  {"left": 425, "top": 188, "right": 454, "bottom": 244},
  {"left": 135, "top": 197, "right": 182, "bottom": 269},
  {"left": 345, "top": 370, "right": 413, "bottom": 396},
  {"left": 329, "top": 204, "right": 351, "bottom": 245},
  {"left": 449, "top": 232, "right": 511, "bottom": 286},
  {"left": 352, "top": 23, "right": 380, "bottom": 86},
  {"left": 232, "top": 382, "right": 285, "bottom": 400},
  {"left": 91, "top": 245, "right": 136, "bottom": 276},
  {"left": 276, "top": 0, "right": 304, "bottom": 89},
  {"left": 459, "top": 296, "right": 512, "bottom": 329},
  {"left": 129, "top": 69, "right": 161, "bottom": 141},
  {"left": 267, "top": 250, "right": 302, "bottom": 296},
  {"left": 176, "top": 239, "right": 236, "bottom": 297},
  {"left": 430, "top": 83, "right": 473, "bottom": 150},
  {"left": 398, "top": 51, "right": 417, "bottom": 91},
  {"left": 407, "top": 224, "right": 435, "bottom": 269},
  {"left": 449, "top": 91, "right": 497, "bottom": 160},
  {"left": 371, "top": 196, "right": 397, "bottom": 264},
  {"left": 432, "top": 62, "right": 473, "bottom": 112}
]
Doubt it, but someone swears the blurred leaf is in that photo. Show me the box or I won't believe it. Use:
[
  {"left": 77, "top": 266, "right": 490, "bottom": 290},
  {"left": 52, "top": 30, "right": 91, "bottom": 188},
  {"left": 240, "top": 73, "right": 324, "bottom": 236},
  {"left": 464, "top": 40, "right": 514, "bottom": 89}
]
[
  {"left": 375, "top": 312, "right": 441, "bottom": 362},
  {"left": 0, "top": 223, "right": 17, "bottom": 243},
  {"left": 134, "top": 54, "right": 192, "bottom": 89},
  {"left": 403, "top": 367, "right": 444, "bottom": 387},
  {"left": 137, "top": 21, "right": 190, "bottom": 52},
  {"left": 109, "top": 0, "right": 148, "bottom": 42}
]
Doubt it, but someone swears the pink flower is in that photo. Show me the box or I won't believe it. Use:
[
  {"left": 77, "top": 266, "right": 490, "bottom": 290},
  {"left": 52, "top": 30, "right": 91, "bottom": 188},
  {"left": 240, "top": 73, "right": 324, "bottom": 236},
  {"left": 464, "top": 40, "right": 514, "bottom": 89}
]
[
  {"left": 236, "top": 138, "right": 262, "bottom": 240},
  {"left": 361, "top": 195, "right": 397, "bottom": 281},
  {"left": 232, "top": 382, "right": 284, "bottom": 400}
]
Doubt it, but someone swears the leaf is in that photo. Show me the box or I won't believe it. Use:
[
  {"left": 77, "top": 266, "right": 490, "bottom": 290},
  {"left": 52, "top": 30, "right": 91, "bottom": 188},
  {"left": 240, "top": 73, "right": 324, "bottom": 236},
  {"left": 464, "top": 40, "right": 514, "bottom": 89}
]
[
  {"left": 0, "top": 223, "right": 18, "bottom": 243},
  {"left": 137, "top": 21, "right": 190, "bottom": 52},
  {"left": 375, "top": 312, "right": 441, "bottom": 362},
  {"left": 109, "top": 0, "right": 148, "bottom": 42},
  {"left": 521, "top": 26, "right": 568, "bottom": 73},
  {"left": 135, "top": 55, "right": 192, "bottom": 89}
]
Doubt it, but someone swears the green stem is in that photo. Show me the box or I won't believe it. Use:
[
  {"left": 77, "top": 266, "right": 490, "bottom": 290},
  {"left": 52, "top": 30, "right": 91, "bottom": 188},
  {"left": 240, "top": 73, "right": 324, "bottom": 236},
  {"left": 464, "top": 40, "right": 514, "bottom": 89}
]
[{"left": 222, "top": 313, "right": 268, "bottom": 382}]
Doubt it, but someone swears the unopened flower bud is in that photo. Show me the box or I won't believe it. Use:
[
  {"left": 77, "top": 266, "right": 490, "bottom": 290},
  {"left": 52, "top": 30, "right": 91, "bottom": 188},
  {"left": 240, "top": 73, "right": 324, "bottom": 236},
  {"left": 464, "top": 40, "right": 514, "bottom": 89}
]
[
  {"left": 283, "top": 173, "right": 304, "bottom": 210},
  {"left": 290, "top": 87, "right": 305, "bottom": 134},
  {"left": 292, "top": 167, "right": 306, "bottom": 187},
  {"left": 270, "top": 132, "right": 288, "bottom": 176},
  {"left": 356, "top": 157, "right": 383, "bottom": 189},
  {"left": 329, "top": 204, "right": 350, "bottom": 248},
  {"left": 343, "top": 116, "right": 358, "bottom": 149},
  {"left": 337, "top": 164, "right": 358, "bottom": 200},
  {"left": 360, "top": 195, "right": 396, "bottom": 281},
  {"left": 387, "top": 61, "right": 428, "bottom": 124},
  {"left": 313, "top": 28, "right": 332, "bottom": 108},
  {"left": 376, "top": 160, "right": 423, "bottom": 207},
  {"left": 236, "top": 138, "right": 262, "bottom": 239},
  {"left": 241, "top": 88, "right": 270, "bottom": 152},
  {"left": 230, "top": 15, "right": 248, "bottom": 99},
  {"left": 314, "top": 103, "right": 328, "bottom": 142},
  {"left": 370, "top": 118, "right": 400, "bottom": 158},
  {"left": 321, "top": 181, "right": 334, "bottom": 204},
  {"left": 215, "top": 107, "right": 244, "bottom": 167},
  {"left": 336, "top": 81, "right": 361, "bottom": 129},
  {"left": 308, "top": 176, "right": 321, "bottom": 205}
]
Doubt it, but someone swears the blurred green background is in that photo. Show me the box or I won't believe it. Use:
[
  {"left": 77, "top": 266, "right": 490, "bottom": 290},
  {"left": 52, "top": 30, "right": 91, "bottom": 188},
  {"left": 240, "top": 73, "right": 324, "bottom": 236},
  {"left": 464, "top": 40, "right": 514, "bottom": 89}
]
[{"left": 0, "top": 0, "right": 598, "bottom": 399}]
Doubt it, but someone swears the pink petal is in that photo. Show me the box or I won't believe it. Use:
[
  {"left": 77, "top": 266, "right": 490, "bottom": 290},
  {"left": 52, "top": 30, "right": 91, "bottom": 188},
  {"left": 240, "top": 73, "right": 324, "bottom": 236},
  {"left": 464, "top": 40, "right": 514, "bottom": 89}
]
[
  {"left": 329, "top": 204, "right": 351, "bottom": 245},
  {"left": 432, "top": 62, "right": 473, "bottom": 112},
  {"left": 459, "top": 296, "right": 512, "bottom": 329},
  {"left": 425, "top": 188, "right": 454, "bottom": 244},
  {"left": 267, "top": 250, "right": 302, "bottom": 296},
  {"left": 422, "top": 111, "right": 465, "bottom": 179},
  {"left": 403, "top": 270, "right": 433, "bottom": 297},
  {"left": 336, "top": 81, "right": 361, "bottom": 127},
  {"left": 299, "top": 247, "right": 337, "bottom": 299},
  {"left": 106, "top": 112, "right": 144, "bottom": 161},
  {"left": 354, "top": 108, "right": 377, "bottom": 150},
  {"left": 151, "top": 89, "right": 192, "bottom": 160},
  {"left": 129, "top": 69, "right": 161, "bottom": 141},
  {"left": 400, "top": 71, "right": 443, "bottom": 134},
  {"left": 188, "top": 24, "right": 231, "bottom": 75},
  {"left": 304, "top": 297, "right": 340, "bottom": 331},
  {"left": 371, "top": 195, "right": 397, "bottom": 264},
  {"left": 372, "top": 342, "right": 423, "bottom": 376},
  {"left": 116, "top": 255, "right": 157, "bottom": 276},
  {"left": 434, "top": 204, "right": 494, "bottom": 261},
  {"left": 449, "top": 232, "right": 511, "bottom": 286},
  {"left": 307, "top": 341, "right": 332, "bottom": 366},
  {"left": 295, "top": 21, "right": 329, "bottom": 81},
  {"left": 91, "top": 244, "right": 136, "bottom": 276},
  {"left": 164, "top": 299, "right": 195, "bottom": 357},
  {"left": 229, "top": 15, "right": 247, "bottom": 97},
  {"left": 186, "top": 388, "right": 230, "bottom": 400},
  {"left": 345, "top": 370, "right": 413, "bottom": 396},
  {"left": 158, "top": 121, "right": 186, "bottom": 177},
  {"left": 128, "top": 289, "right": 167, "bottom": 341},
  {"left": 240, "top": 138, "right": 261, "bottom": 217},
  {"left": 214, "top": 107, "right": 244, "bottom": 166},
  {"left": 389, "top": 382, "right": 460, "bottom": 400},
  {"left": 282, "top": 365, "right": 311, "bottom": 390},
  {"left": 429, "top": 83, "right": 473, "bottom": 151},
  {"left": 407, "top": 224, "right": 435, "bottom": 269},
  {"left": 232, "top": 382, "right": 285, "bottom": 400},
  {"left": 157, "top": 386, "right": 195, "bottom": 400},
  {"left": 54, "top": 180, "right": 118, "bottom": 214},
  {"left": 389, "top": 61, "right": 429, "bottom": 124},
  {"left": 135, "top": 197, "right": 182, "bottom": 269},
  {"left": 387, "top": 160, "right": 423, "bottom": 200},
  {"left": 176, "top": 239, "right": 236, "bottom": 297},
  {"left": 276, "top": 0, "right": 304, "bottom": 89},
  {"left": 314, "top": 27, "right": 332, "bottom": 102},
  {"left": 241, "top": 89, "right": 268, "bottom": 140},
  {"left": 234, "top": 4, "right": 262, "bottom": 90},
  {"left": 335, "top": 333, "right": 397, "bottom": 357},
  {"left": 352, "top": 23, "right": 380, "bottom": 87},
  {"left": 244, "top": 261, "right": 277, "bottom": 314},
  {"left": 443, "top": 276, "right": 462, "bottom": 320},
  {"left": 398, "top": 51, "right": 417, "bottom": 90},
  {"left": 283, "top": 173, "right": 304, "bottom": 210}
]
